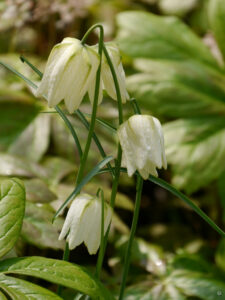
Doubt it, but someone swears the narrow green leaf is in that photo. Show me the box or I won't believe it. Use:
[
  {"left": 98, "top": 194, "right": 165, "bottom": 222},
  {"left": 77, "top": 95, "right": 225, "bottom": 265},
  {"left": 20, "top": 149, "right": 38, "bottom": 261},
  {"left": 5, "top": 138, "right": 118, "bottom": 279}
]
[
  {"left": 0, "top": 273, "right": 61, "bottom": 300},
  {"left": 0, "top": 178, "right": 25, "bottom": 258},
  {"left": 98, "top": 167, "right": 225, "bottom": 238},
  {"left": 53, "top": 156, "right": 114, "bottom": 220},
  {"left": 116, "top": 11, "right": 218, "bottom": 67},
  {"left": 78, "top": 111, "right": 117, "bottom": 133},
  {"left": 149, "top": 175, "right": 225, "bottom": 238},
  {"left": 0, "top": 62, "right": 37, "bottom": 89},
  {"left": 208, "top": 0, "right": 225, "bottom": 62},
  {"left": 0, "top": 257, "right": 114, "bottom": 300},
  {"left": 20, "top": 55, "right": 43, "bottom": 78}
]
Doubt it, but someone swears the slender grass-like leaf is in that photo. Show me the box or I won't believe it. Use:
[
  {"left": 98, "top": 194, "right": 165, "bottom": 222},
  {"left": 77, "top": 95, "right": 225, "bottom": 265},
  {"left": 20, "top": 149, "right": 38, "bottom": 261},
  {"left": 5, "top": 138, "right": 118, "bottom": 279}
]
[
  {"left": 98, "top": 167, "right": 225, "bottom": 238},
  {"left": 53, "top": 156, "right": 114, "bottom": 220}
]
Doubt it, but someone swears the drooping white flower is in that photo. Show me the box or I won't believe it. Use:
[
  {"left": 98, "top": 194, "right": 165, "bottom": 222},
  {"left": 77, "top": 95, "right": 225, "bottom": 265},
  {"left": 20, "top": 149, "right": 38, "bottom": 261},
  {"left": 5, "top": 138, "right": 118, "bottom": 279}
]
[
  {"left": 35, "top": 37, "right": 100, "bottom": 113},
  {"left": 59, "top": 194, "right": 112, "bottom": 255},
  {"left": 117, "top": 115, "right": 167, "bottom": 179},
  {"left": 90, "top": 42, "right": 129, "bottom": 103}
]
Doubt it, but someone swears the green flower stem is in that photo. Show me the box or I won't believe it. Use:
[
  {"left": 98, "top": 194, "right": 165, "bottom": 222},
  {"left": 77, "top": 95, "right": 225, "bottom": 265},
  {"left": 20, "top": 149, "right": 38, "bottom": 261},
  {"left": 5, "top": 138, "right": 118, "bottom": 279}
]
[
  {"left": 119, "top": 175, "right": 143, "bottom": 300},
  {"left": 102, "top": 44, "right": 123, "bottom": 124},
  {"left": 75, "top": 25, "right": 104, "bottom": 186},
  {"left": 95, "top": 189, "right": 105, "bottom": 279},
  {"left": 131, "top": 98, "right": 141, "bottom": 115},
  {"left": 57, "top": 24, "right": 104, "bottom": 296},
  {"left": 56, "top": 242, "right": 70, "bottom": 295},
  {"left": 75, "top": 109, "right": 115, "bottom": 177},
  {"left": 95, "top": 43, "right": 124, "bottom": 277}
]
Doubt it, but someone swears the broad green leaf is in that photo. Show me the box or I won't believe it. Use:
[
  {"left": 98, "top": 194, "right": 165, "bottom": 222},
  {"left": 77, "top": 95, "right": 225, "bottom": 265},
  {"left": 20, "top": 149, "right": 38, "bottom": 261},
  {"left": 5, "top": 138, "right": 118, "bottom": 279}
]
[
  {"left": 8, "top": 114, "right": 51, "bottom": 162},
  {"left": 170, "top": 270, "right": 225, "bottom": 300},
  {"left": 159, "top": 0, "right": 198, "bottom": 16},
  {"left": 124, "top": 281, "right": 185, "bottom": 300},
  {"left": 163, "top": 117, "right": 225, "bottom": 193},
  {"left": 115, "top": 236, "right": 165, "bottom": 276},
  {"left": 0, "top": 178, "right": 25, "bottom": 258},
  {"left": 0, "top": 100, "right": 40, "bottom": 150},
  {"left": 127, "top": 59, "right": 225, "bottom": 118},
  {"left": 24, "top": 178, "right": 56, "bottom": 203},
  {"left": 208, "top": 0, "right": 225, "bottom": 62},
  {"left": 22, "top": 202, "right": 64, "bottom": 250},
  {"left": 0, "top": 153, "right": 48, "bottom": 179},
  {"left": 0, "top": 257, "right": 114, "bottom": 300},
  {"left": 41, "top": 156, "right": 75, "bottom": 185},
  {"left": 171, "top": 254, "right": 213, "bottom": 274},
  {"left": 0, "top": 273, "right": 61, "bottom": 300},
  {"left": 51, "top": 115, "right": 77, "bottom": 162},
  {"left": 116, "top": 11, "right": 217, "bottom": 66}
]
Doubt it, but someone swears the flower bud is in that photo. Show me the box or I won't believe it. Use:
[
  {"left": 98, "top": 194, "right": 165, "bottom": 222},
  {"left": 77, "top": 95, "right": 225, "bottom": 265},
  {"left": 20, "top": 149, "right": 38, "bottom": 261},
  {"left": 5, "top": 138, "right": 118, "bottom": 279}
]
[
  {"left": 117, "top": 115, "right": 167, "bottom": 179},
  {"left": 35, "top": 38, "right": 100, "bottom": 113},
  {"left": 59, "top": 194, "right": 112, "bottom": 254}
]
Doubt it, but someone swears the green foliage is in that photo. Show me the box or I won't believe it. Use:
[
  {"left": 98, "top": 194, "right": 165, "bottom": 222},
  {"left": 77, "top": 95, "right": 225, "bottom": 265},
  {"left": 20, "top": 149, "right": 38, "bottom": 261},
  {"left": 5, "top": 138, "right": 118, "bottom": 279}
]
[
  {"left": 0, "top": 178, "right": 25, "bottom": 258},
  {"left": 0, "top": 257, "right": 114, "bottom": 300},
  {"left": 208, "top": 0, "right": 225, "bottom": 61},
  {"left": 116, "top": 9, "right": 225, "bottom": 193},
  {"left": 0, "top": 273, "right": 61, "bottom": 300},
  {"left": 0, "top": 99, "right": 41, "bottom": 150}
]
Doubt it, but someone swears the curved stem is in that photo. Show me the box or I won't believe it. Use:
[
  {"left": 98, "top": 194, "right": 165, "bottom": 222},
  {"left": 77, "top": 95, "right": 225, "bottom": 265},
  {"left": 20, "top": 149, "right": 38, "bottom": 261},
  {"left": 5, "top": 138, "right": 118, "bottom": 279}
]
[
  {"left": 81, "top": 24, "right": 103, "bottom": 45},
  {"left": 102, "top": 44, "right": 123, "bottom": 124},
  {"left": 119, "top": 175, "right": 143, "bottom": 299},
  {"left": 75, "top": 25, "right": 104, "bottom": 185},
  {"left": 95, "top": 43, "right": 124, "bottom": 277}
]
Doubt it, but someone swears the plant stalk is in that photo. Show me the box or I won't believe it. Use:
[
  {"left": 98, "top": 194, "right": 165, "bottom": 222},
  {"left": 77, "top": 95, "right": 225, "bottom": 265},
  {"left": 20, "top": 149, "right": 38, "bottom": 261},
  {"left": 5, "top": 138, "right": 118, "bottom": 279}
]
[{"left": 119, "top": 175, "right": 143, "bottom": 300}]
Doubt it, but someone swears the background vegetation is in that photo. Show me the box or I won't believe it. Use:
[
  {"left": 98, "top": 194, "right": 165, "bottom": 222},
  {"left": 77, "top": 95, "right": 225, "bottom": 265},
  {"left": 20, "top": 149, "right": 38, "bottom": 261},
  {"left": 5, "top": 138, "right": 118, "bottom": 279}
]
[{"left": 0, "top": 0, "right": 225, "bottom": 299}]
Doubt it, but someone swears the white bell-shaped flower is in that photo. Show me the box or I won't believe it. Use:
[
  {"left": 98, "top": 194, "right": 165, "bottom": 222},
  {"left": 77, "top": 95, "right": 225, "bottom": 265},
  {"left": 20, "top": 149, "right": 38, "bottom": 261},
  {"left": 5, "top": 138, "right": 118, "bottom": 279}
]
[
  {"left": 35, "top": 37, "right": 100, "bottom": 113},
  {"left": 59, "top": 194, "right": 112, "bottom": 255},
  {"left": 90, "top": 42, "right": 129, "bottom": 104},
  {"left": 117, "top": 115, "right": 167, "bottom": 179}
]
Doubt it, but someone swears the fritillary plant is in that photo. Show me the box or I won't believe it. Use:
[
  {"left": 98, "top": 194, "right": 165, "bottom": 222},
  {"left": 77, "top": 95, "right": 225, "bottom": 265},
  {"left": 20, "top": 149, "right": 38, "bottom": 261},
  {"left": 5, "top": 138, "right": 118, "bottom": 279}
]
[{"left": 0, "top": 23, "right": 225, "bottom": 299}]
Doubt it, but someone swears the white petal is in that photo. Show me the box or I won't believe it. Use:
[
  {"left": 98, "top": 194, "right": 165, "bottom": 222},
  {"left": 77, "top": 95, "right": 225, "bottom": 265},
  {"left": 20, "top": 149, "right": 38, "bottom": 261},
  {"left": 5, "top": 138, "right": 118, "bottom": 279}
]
[
  {"left": 36, "top": 42, "right": 81, "bottom": 107},
  {"left": 104, "top": 204, "right": 112, "bottom": 234},
  {"left": 83, "top": 199, "right": 102, "bottom": 254}
]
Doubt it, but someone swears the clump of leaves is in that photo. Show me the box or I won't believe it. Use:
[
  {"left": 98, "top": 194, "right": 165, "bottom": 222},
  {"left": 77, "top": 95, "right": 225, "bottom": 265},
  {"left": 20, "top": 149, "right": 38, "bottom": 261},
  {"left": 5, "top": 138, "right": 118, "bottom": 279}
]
[{"left": 116, "top": 0, "right": 225, "bottom": 194}]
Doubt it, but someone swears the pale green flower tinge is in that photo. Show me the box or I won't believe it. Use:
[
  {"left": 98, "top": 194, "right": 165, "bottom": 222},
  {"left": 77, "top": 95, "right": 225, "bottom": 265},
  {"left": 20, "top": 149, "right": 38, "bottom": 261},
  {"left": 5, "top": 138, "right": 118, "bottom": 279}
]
[
  {"left": 91, "top": 42, "right": 129, "bottom": 104},
  {"left": 59, "top": 194, "right": 112, "bottom": 254},
  {"left": 35, "top": 37, "right": 100, "bottom": 113},
  {"left": 117, "top": 115, "right": 167, "bottom": 179}
]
